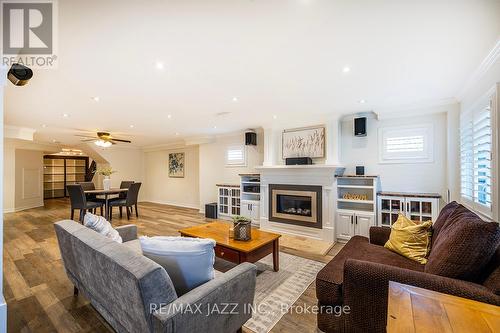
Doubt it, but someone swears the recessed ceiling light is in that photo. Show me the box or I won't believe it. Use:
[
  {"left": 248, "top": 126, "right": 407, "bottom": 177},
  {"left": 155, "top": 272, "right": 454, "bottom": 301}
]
[
  {"left": 175, "top": 132, "right": 179, "bottom": 136},
  {"left": 129, "top": 124, "right": 134, "bottom": 128},
  {"left": 359, "top": 99, "right": 366, "bottom": 104},
  {"left": 92, "top": 96, "right": 100, "bottom": 102},
  {"left": 63, "top": 113, "right": 69, "bottom": 118},
  {"left": 232, "top": 97, "right": 238, "bottom": 102},
  {"left": 213, "top": 126, "right": 217, "bottom": 129},
  {"left": 342, "top": 66, "right": 350, "bottom": 73},
  {"left": 41, "top": 124, "right": 47, "bottom": 128},
  {"left": 156, "top": 61, "right": 165, "bottom": 70},
  {"left": 167, "top": 114, "right": 172, "bottom": 119},
  {"left": 272, "top": 115, "right": 278, "bottom": 119}
]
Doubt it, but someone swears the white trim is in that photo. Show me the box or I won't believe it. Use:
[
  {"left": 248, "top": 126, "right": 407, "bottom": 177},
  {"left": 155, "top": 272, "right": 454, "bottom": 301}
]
[
  {"left": 457, "top": 39, "right": 500, "bottom": 101},
  {"left": 142, "top": 200, "right": 200, "bottom": 210},
  {"left": 378, "top": 124, "right": 434, "bottom": 164},
  {"left": 3, "top": 202, "right": 44, "bottom": 213}
]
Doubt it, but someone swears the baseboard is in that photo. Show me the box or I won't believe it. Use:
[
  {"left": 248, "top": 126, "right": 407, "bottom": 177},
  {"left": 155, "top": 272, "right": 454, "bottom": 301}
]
[
  {"left": 0, "top": 296, "right": 6, "bottom": 333},
  {"left": 4, "top": 203, "right": 44, "bottom": 213},
  {"left": 143, "top": 200, "right": 200, "bottom": 210}
]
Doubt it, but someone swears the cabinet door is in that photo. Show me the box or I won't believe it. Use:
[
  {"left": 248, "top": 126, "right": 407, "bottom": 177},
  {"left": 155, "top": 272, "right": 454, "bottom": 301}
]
[
  {"left": 405, "top": 198, "right": 435, "bottom": 222},
  {"left": 250, "top": 203, "right": 260, "bottom": 222},
  {"left": 379, "top": 196, "right": 404, "bottom": 227},
  {"left": 337, "top": 212, "right": 354, "bottom": 240},
  {"left": 240, "top": 202, "right": 251, "bottom": 219},
  {"left": 355, "top": 213, "right": 374, "bottom": 238}
]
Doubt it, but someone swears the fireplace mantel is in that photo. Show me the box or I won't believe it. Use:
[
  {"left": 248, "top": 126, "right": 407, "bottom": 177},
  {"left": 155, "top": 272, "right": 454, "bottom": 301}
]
[{"left": 256, "top": 164, "right": 344, "bottom": 171}]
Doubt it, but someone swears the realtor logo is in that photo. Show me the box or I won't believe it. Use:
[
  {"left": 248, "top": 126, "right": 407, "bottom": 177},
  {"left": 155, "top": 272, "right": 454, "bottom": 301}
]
[{"left": 1, "top": 0, "right": 57, "bottom": 67}]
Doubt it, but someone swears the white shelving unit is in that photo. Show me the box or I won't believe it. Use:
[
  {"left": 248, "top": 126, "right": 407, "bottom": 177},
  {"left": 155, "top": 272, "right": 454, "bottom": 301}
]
[
  {"left": 336, "top": 176, "right": 378, "bottom": 242},
  {"left": 239, "top": 174, "right": 261, "bottom": 226},
  {"left": 378, "top": 192, "right": 441, "bottom": 227},
  {"left": 216, "top": 184, "right": 241, "bottom": 219}
]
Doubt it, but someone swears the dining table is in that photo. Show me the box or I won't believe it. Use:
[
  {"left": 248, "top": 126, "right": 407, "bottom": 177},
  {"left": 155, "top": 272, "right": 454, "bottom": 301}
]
[{"left": 84, "top": 188, "right": 128, "bottom": 220}]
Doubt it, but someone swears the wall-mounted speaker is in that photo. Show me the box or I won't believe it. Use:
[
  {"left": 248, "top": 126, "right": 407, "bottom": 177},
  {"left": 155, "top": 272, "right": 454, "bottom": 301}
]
[
  {"left": 354, "top": 117, "right": 367, "bottom": 137},
  {"left": 245, "top": 132, "right": 257, "bottom": 146},
  {"left": 8, "top": 63, "right": 33, "bottom": 86}
]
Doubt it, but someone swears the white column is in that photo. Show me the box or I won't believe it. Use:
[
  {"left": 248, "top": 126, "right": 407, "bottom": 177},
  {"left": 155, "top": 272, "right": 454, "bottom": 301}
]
[
  {"left": 325, "top": 115, "right": 341, "bottom": 165},
  {"left": 446, "top": 104, "right": 461, "bottom": 203},
  {"left": 0, "top": 65, "right": 7, "bottom": 333},
  {"left": 263, "top": 127, "right": 279, "bottom": 166}
]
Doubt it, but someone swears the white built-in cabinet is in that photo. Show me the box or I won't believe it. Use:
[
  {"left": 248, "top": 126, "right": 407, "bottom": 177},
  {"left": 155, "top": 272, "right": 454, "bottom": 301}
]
[
  {"left": 336, "top": 176, "right": 378, "bottom": 242},
  {"left": 217, "top": 185, "right": 241, "bottom": 219},
  {"left": 377, "top": 192, "right": 441, "bottom": 227},
  {"left": 240, "top": 174, "right": 261, "bottom": 225}
]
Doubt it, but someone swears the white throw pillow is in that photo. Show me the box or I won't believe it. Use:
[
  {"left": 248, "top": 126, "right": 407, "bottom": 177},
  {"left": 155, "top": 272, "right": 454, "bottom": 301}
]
[
  {"left": 83, "top": 212, "right": 122, "bottom": 243},
  {"left": 139, "top": 236, "right": 216, "bottom": 295}
]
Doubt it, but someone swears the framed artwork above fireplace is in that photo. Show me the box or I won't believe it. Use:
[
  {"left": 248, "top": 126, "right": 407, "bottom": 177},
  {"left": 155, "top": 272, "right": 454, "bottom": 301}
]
[{"left": 282, "top": 126, "right": 325, "bottom": 159}]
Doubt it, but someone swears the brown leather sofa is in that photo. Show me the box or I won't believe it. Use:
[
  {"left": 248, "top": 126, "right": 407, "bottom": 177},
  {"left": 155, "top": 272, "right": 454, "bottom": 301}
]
[{"left": 316, "top": 202, "right": 500, "bottom": 333}]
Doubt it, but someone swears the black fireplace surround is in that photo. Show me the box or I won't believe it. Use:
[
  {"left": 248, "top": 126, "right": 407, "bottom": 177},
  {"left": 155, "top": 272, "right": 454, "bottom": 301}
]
[{"left": 269, "top": 184, "right": 322, "bottom": 229}]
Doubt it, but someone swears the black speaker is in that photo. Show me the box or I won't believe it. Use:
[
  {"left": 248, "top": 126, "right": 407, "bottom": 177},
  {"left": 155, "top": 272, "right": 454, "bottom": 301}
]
[
  {"left": 205, "top": 203, "right": 217, "bottom": 219},
  {"left": 245, "top": 132, "right": 257, "bottom": 145},
  {"left": 285, "top": 157, "right": 312, "bottom": 165},
  {"left": 354, "top": 117, "right": 367, "bottom": 137},
  {"left": 8, "top": 63, "right": 33, "bottom": 86},
  {"left": 356, "top": 166, "right": 365, "bottom": 176}
]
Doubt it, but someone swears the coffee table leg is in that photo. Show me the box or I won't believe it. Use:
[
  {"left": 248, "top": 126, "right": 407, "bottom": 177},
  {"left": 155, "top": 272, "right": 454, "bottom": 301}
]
[{"left": 273, "top": 239, "right": 279, "bottom": 272}]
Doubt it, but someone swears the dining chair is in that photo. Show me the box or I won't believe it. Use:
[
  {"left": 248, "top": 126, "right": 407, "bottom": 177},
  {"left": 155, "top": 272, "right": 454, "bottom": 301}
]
[
  {"left": 78, "top": 181, "right": 106, "bottom": 208},
  {"left": 118, "top": 181, "right": 134, "bottom": 199},
  {"left": 108, "top": 182, "right": 141, "bottom": 221},
  {"left": 67, "top": 184, "right": 104, "bottom": 222}
]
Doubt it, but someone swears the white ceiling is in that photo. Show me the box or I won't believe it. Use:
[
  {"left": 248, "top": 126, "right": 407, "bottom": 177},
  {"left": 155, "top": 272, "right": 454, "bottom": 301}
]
[{"left": 4, "top": 0, "right": 500, "bottom": 147}]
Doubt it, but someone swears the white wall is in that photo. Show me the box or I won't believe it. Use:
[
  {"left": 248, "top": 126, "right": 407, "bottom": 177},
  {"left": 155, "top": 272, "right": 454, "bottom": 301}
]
[
  {"left": 3, "top": 139, "right": 58, "bottom": 212},
  {"left": 14, "top": 149, "right": 44, "bottom": 211},
  {"left": 340, "top": 112, "right": 450, "bottom": 198},
  {"left": 144, "top": 145, "right": 200, "bottom": 209},
  {"left": 199, "top": 131, "right": 264, "bottom": 211},
  {"left": 93, "top": 146, "right": 145, "bottom": 200}
]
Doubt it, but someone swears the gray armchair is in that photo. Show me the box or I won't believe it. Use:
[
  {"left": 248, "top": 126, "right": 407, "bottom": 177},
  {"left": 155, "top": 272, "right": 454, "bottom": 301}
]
[{"left": 54, "top": 220, "right": 256, "bottom": 333}]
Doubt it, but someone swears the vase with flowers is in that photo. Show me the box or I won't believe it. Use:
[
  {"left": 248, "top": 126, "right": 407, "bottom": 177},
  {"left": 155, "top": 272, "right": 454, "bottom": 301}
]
[{"left": 97, "top": 166, "right": 116, "bottom": 191}]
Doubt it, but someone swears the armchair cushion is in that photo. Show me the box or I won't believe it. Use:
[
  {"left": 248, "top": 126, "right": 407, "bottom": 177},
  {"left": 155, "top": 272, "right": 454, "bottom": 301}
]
[
  {"left": 316, "top": 236, "right": 423, "bottom": 304},
  {"left": 369, "top": 226, "right": 392, "bottom": 246},
  {"left": 425, "top": 204, "right": 500, "bottom": 282},
  {"left": 430, "top": 201, "right": 460, "bottom": 247}
]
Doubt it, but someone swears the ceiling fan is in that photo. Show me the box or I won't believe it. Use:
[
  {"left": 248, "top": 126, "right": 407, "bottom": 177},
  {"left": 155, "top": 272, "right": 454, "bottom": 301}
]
[{"left": 77, "top": 132, "right": 132, "bottom": 148}]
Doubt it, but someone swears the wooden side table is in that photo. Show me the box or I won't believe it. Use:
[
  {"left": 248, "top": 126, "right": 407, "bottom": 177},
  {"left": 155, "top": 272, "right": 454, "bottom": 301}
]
[{"left": 387, "top": 281, "right": 500, "bottom": 333}]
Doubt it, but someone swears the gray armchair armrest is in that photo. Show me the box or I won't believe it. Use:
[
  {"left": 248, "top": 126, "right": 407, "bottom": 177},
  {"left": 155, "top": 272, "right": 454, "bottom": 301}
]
[
  {"left": 115, "top": 224, "right": 138, "bottom": 242},
  {"left": 152, "top": 262, "right": 257, "bottom": 333},
  {"left": 342, "top": 259, "right": 500, "bottom": 333}
]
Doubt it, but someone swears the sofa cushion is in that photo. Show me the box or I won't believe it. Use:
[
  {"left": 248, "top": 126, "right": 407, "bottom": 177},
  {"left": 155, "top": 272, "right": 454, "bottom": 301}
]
[
  {"left": 316, "top": 236, "right": 424, "bottom": 304},
  {"left": 384, "top": 214, "right": 432, "bottom": 264},
  {"left": 140, "top": 236, "right": 216, "bottom": 296},
  {"left": 430, "top": 201, "right": 460, "bottom": 248},
  {"left": 425, "top": 205, "right": 500, "bottom": 282},
  {"left": 83, "top": 212, "right": 122, "bottom": 243}
]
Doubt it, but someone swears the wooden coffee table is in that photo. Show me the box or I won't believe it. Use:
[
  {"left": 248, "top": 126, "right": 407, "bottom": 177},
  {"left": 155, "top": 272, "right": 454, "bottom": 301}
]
[{"left": 179, "top": 222, "right": 282, "bottom": 271}]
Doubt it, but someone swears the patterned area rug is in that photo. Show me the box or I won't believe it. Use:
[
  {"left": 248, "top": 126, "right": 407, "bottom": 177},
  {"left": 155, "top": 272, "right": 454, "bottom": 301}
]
[{"left": 214, "top": 252, "right": 325, "bottom": 333}]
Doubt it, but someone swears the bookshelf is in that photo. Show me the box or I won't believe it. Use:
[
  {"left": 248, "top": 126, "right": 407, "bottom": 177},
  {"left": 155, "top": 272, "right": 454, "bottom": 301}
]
[{"left": 43, "top": 156, "right": 88, "bottom": 199}]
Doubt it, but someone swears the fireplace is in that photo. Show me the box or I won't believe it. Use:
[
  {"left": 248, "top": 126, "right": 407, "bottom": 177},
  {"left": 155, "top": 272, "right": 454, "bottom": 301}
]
[{"left": 269, "top": 184, "right": 322, "bottom": 228}]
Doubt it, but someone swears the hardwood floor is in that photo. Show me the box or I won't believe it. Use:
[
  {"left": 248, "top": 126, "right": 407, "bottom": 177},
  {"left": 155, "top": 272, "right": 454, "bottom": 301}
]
[{"left": 3, "top": 199, "right": 341, "bottom": 333}]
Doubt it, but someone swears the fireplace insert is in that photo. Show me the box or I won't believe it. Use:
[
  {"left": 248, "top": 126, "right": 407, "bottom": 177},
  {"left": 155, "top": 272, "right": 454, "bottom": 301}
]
[{"left": 269, "top": 184, "right": 322, "bottom": 228}]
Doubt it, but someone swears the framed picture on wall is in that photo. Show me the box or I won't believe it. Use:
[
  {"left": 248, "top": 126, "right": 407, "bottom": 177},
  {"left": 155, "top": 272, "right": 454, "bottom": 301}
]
[
  {"left": 282, "top": 126, "right": 325, "bottom": 159},
  {"left": 169, "top": 152, "right": 185, "bottom": 178}
]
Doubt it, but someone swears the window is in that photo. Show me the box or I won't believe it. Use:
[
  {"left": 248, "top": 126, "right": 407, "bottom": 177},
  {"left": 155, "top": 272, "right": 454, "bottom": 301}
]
[
  {"left": 225, "top": 145, "right": 247, "bottom": 167},
  {"left": 460, "top": 99, "right": 493, "bottom": 216},
  {"left": 378, "top": 124, "right": 434, "bottom": 163}
]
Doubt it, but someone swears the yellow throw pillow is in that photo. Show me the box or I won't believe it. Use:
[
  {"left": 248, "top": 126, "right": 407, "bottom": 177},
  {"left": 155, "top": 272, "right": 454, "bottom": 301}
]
[{"left": 384, "top": 214, "right": 432, "bottom": 264}]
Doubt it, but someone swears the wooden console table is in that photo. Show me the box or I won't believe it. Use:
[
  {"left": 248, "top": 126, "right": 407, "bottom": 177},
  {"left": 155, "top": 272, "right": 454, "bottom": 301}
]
[{"left": 387, "top": 281, "right": 500, "bottom": 333}]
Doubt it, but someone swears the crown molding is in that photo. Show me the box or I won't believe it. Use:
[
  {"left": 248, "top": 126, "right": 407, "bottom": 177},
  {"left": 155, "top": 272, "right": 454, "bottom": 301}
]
[{"left": 456, "top": 38, "right": 500, "bottom": 101}]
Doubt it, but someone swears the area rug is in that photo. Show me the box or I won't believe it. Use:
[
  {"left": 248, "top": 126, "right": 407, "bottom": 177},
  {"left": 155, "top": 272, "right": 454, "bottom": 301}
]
[{"left": 214, "top": 252, "right": 325, "bottom": 333}]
